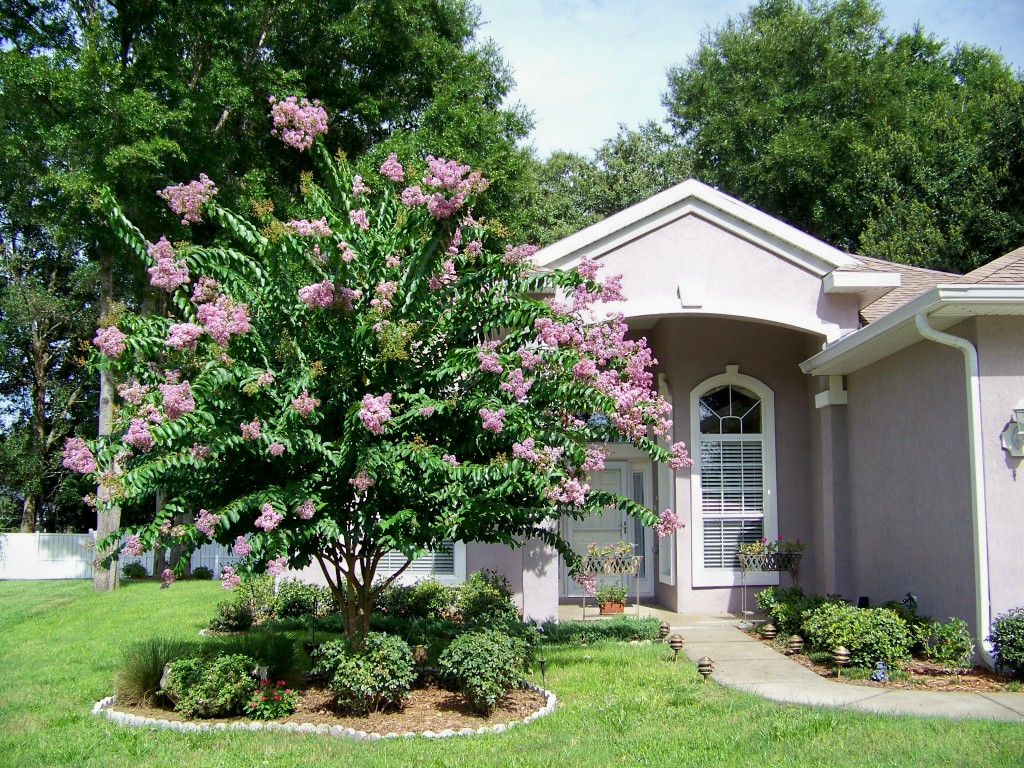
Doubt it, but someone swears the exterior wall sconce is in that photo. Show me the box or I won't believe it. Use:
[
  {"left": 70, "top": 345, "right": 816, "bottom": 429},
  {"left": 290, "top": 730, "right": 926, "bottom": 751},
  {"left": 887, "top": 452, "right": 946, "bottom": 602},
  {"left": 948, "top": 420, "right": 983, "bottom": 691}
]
[{"left": 1000, "top": 400, "right": 1024, "bottom": 457}]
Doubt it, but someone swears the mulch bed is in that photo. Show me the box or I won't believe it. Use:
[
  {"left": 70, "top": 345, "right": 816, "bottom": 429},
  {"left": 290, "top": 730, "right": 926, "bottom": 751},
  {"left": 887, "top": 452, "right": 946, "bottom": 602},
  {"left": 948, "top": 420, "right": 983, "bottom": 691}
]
[
  {"left": 119, "top": 681, "right": 547, "bottom": 734},
  {"left": 753, "top": 634, "right": 1018, "bottom": 693}
]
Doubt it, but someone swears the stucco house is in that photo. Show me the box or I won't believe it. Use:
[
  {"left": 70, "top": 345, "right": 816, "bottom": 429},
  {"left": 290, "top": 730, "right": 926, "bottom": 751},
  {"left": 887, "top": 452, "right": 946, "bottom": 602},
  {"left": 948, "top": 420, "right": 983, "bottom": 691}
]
[{"left": 300, "top": 179, "right": 1024, "bottom": 655}]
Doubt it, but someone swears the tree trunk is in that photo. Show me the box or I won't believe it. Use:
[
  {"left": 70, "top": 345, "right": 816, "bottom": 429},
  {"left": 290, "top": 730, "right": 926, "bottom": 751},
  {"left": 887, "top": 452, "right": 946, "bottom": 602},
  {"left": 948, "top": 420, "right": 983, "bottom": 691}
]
[
  {"left": 93, "top": 245, "right": 120, "bottom": 592},
  {"left": 152, "top": 491, "right": 167, "bottom": 576},
  {"left": 20, "top": 493, "right": 38, "bottom": 533}
]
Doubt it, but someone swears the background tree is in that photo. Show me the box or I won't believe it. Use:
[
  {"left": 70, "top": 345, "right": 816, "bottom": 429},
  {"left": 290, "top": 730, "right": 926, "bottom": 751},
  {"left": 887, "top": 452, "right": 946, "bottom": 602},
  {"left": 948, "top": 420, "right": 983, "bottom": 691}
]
[
  {"left": 0, "top": 0, "right": 532, "bottom": 572},
  {"left": 664, "top": 0, "right": 1024, "bottom": 272},
  {"left": 70, "top": 106, "right": 687, "bottom": 638}
]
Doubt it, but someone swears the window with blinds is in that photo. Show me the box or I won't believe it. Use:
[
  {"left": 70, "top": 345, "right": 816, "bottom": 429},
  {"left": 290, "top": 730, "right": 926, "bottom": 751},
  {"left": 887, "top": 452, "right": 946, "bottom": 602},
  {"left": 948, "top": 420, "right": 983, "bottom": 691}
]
[
  {"left": 698, "top": 384, "right": 767, "bottom": 571},
  {"left": 377, "top": 542, "right": 455, "bottom": 577}
]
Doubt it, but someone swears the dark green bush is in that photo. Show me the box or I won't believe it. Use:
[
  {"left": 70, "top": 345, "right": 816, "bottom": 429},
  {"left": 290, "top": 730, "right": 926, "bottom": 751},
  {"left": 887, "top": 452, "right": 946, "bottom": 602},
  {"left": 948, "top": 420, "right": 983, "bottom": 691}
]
[
  {"left": 311, "top": 633, "right": 415, "bottom": 714},
  {"left": 802, "top": 603, "right": 911, "bottom": 666},
  {"left": 276, "top": 579, "right": 336, "bottom": 618},
  {"left": 378, "top": 578, "right": 457, "bottom": 620},
  {"left": 456, "top": 570, "right": 519, "bottom": 627},
  {"left": 191, "top": 566, "right": 214, "bottom": 580},
  {"left": 209, "top": 630, "right": 298, "bottom": 681},
  {"left": 235, "top": 574, "right": 278, "bottom": 622},
  {"left": 989, "top": 606, "right": 1024, "bottom": 677},
  {"left": 879, "top": 599, "right": 932, "bottom": 654},
  {"left": 121, "top": 561, "right": 148, "bottom": 580},
  {"left": 115, "top": 638, "right": 203, "bottom": 706},
  {"left": 539, "top": 617, "right": 661, "bottom": 644},
  {"left": 438, "top": 629, "right": 524, "bottom": 714},
  {"left": 754, "top": 586, "right": 842, "bottom": 637},
  {"left": 160, "top": 653, "right": 259, "bottom": 718},
  {"left": 208, "top": 599, "right": 254, "bottom": 632},
  {"left": 923, "top": 618, "right": 975, "bottom": 671}
]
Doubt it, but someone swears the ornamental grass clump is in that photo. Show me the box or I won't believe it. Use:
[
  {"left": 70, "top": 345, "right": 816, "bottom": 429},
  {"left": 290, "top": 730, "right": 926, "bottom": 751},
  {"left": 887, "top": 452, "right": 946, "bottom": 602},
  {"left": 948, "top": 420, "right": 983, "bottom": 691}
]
[
  {"left": 208, "top": 630, "right": 299, "bottom": 681},
  {"left": 115, "top": 638, "right": 203, "bottom": 707},
  {"left": 438, "top": 629, "right": 526, "bottom": 714},
  {"left": 311, "top": 633, "right": 415, "bottom": 714},
  {"left": 71, "top": 95, "right": 687, "bottom": 643}
]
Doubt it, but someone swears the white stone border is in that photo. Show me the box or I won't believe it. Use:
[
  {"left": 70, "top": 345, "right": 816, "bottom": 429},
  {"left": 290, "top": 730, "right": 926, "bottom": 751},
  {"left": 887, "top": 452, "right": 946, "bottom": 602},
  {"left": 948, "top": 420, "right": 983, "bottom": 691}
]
[{"left": 91, "top": 681, "right": 557, "bottom": 739}]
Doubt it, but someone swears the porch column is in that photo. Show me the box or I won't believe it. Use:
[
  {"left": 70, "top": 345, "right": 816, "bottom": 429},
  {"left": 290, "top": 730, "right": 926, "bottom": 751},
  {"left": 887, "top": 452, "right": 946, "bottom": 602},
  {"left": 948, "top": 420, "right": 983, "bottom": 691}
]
[{"left": 813, "top": 375, "right": 851, "bottom": 595}]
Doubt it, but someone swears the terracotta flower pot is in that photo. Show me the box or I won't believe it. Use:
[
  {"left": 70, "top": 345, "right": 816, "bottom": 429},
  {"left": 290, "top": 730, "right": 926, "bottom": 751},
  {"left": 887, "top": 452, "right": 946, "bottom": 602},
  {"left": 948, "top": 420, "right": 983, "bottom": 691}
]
[{"left": 598, "top": 601, "right": 625, "bottom": 615}]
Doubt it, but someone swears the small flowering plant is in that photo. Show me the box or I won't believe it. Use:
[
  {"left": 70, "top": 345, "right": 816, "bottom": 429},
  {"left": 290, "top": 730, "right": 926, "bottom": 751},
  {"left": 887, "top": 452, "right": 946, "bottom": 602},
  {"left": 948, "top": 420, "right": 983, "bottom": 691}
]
[
  {"left": 72, "top": 95, "right": 692, "bottom": 641},
  {"left": 737, "top": 535, "right": 806, "bottom": 556},
  {"left": 594, "top": 581, "right": 629, "bottom": 605},
  {"left": 586, "top": 540, "right": 634, "bottom": 558},
  {"left": 246, "top": 679, "right": 299, "bottom": 720}
]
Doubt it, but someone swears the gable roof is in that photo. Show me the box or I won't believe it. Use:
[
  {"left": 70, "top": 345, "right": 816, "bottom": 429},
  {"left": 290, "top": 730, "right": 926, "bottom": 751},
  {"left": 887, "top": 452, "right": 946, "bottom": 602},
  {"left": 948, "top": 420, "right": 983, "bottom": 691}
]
[
  {"left": 534, "top": 178, "right": 862, "bottom": 277},
  {"left": 839, "top": 256, "right": 959, "bottom": 323}
]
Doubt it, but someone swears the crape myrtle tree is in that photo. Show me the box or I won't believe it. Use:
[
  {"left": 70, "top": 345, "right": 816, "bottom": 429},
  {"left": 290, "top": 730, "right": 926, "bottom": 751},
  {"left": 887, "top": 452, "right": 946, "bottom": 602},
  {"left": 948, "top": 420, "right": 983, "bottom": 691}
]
[{"left": 64, "top": 100, "right": 689, "bottom": 639}]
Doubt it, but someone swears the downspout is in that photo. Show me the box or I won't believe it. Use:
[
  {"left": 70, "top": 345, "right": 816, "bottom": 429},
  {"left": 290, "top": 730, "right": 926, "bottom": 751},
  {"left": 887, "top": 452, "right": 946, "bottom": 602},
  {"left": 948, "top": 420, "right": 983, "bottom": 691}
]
[{"left": 914, "top": 313, "right": 996, "bottom": 668}]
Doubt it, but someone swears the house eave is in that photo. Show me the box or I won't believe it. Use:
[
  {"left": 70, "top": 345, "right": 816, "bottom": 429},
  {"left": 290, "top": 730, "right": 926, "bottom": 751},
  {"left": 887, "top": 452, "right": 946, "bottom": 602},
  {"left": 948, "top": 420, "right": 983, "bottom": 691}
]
[
  {"left": 823, "top": 270, "right": 901, "bottom": 308},
  {"left": 800, "top": 285, "right": 1024, "bottom": 376}
]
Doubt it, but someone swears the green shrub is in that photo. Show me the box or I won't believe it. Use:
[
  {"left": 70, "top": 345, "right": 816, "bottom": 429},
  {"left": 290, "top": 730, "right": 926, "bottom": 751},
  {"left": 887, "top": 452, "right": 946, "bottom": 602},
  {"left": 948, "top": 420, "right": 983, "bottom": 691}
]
[
  {"left": 208, "top": 599, "right": 254, "bottom": 632},
  {"left": 456, "top": 570, "right": 519, "bottom": 627},
  {"left": 160, "top": 653, "right": 259, "bottom": 718},
  {"left": 379, "top": 578, "right": 457, "bottom": 620},
  {"left": 115, "top": 638, "right": 203, "bottom": 706},
  {"left": 121, "top": 561, "right": 148, "bottom": 580},
  {"left": 236, "top": 574, "right": 278, "bottom": 622},
  {"left": 209, "top": 630, "right": 298, "bottom": 680},
  {"left": 311, "top": 633, "right": 415, "bottom": 714},
  {"left": 989, "top": 606, "right": 1024, "bottom": 677},
  {"left": 539, "top": 617, "right": 661, "bottom": 644},
  {"left": 802, "top": 603, "right": 911, "bottom": 666},
  {"left": 438, "top": 629, "right": 524, "bottom": 714},
  {"left": 191, "top": 566, "right": 214, "bottom": 580},
  {"left": 878, "top": 599, "right": 932, "bottom": 653},
  {"left": 754, "top": 586, "right": 841, "bottom": 637},
  {"left": 276, "top": 579, "right": 336, "bottom": 618},
  {"left": 923, "top": 618, "right": 975, "bottom": 671}
]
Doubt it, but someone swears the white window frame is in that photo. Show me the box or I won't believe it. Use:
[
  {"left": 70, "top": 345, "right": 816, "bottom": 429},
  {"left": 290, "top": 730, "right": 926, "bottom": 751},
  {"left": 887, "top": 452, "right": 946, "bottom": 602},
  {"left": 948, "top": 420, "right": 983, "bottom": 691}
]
[
  {"left": 379, "top": 541, "right": 467, "bottom": 586},
  {"left": 656, "top": 374, "right": 676, "bottom": 586},
  {"left": 690, "top": 368, "right": 778, "bottom": 587}
]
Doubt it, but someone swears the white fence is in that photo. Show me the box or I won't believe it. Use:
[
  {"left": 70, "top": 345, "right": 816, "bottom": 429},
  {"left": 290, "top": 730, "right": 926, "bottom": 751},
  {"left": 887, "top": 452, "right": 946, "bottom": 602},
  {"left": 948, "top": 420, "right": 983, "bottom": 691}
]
[{"left": 0, "top": 532, "right": 239, "bottom": 580}]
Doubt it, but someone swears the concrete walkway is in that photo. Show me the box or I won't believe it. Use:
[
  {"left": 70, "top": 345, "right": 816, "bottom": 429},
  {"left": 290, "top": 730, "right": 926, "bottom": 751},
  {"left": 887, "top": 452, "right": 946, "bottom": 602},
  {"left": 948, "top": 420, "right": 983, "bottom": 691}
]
[
  {"left": 677, "top": 622, "right": 1024, "bottom": 722},
  {"left": 555, "top": 605, "right": 1024, "bottom": 722}
]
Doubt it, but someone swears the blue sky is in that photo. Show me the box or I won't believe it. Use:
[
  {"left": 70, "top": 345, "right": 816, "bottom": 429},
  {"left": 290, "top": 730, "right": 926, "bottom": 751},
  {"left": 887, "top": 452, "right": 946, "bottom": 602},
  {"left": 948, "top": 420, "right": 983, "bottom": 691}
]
[{"left": 473, "top": 0, "right": 1024, "bottom": 158}]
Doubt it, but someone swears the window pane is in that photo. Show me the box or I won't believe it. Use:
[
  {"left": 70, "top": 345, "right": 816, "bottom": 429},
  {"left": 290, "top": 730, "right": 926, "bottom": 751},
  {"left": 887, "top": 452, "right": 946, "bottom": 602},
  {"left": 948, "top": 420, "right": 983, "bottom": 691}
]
[{"left": 703, "top": 518, "right": 764, "bottom": 569}]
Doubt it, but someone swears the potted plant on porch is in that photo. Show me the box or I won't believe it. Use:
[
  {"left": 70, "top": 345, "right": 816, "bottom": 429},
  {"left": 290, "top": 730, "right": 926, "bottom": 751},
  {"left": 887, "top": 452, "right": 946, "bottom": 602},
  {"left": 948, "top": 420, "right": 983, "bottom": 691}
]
[{"left": 595, "top": 581, "right": 630, "bottom": 614}]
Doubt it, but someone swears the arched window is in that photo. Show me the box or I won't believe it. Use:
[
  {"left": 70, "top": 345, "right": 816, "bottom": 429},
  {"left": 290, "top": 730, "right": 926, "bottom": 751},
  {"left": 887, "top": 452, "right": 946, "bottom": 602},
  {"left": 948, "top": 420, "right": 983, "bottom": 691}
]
[{"left": 690, "top": 368, "right": 778, "bottom": 587}]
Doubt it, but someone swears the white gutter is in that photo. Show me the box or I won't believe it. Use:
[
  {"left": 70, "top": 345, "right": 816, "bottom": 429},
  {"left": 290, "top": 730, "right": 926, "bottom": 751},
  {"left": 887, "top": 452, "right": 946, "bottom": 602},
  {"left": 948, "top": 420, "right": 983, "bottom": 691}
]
[{"left": 913, "top": 313, "right": 996, "bottom": 668}]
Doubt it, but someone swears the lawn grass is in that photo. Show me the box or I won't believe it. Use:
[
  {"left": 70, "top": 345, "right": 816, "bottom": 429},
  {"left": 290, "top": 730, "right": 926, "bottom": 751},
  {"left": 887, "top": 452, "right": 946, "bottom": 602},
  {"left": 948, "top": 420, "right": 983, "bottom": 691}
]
[{"left": 1, "top": 580, "right": 1023, "bottom": 767}]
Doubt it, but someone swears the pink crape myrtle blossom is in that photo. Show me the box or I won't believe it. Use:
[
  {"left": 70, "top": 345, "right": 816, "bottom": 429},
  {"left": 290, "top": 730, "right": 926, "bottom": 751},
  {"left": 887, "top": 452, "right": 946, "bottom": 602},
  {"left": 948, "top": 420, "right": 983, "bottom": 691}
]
[
  {"left": 379, "top": 153, "right": 405, "bottom": 182},
  {"left": 221, "top": 565, "right": 241, "bottom": 589},
  {"left": 385, "top": 253, "right": 401, "bottom": 268},
  {"left": 667, "top": 442, "right": 693, "bottom": 469},
  {"left": 400, "top": 185, "right": 427, "bottom": 207},
  {"left": 418, "top": 406, "right": 435, "bottom": 417},
  {"left": 160, "top": 568, "right": 175, "bottom": 589},
  {"left": 464, "top": 239, "right": 483, "bottom": 257},
  {"left": 266, "top": 556, "right": 289, "bottom": 576},
  {"left": 500, "top": 368, "right": 533, "bottom": 401},
  {"left": 160, "top": 381, "right": 195, "bottom": 420},
  {"left": 191, "top": 275, "right": 219, "bottom": 303},
  {"left": 338, "top": 286, "right": 361, "bottom": 311},
  {"left": 577, "top": 255, "right": 602, "bottom": 281},
  {"left": 138, "top": 403, "right": 163, "bottom": 424},
  {"left": 196, "top": 294, "right": 251, "bottom": 346},
  {"left": 291, "top": 390, "right": 320, "bottom": 418},
  {"left": 166, "top": 322, "right": 204, "bottom": 351},
  {"left": 232, "top": 536, "right": 253, "bottom": 557},
  {"left": 653, "top": 509, "right": 684, "bottom": 538},
  {"left": 349, "top": 209, "right": 369, "bottom": 231},
  {"left": 93, "top": 325, "right": 127, "bottom": 358},
  {"left": 158, "top": 174, "right": 218, "bottom": 225},
  {"left": 445, "top": 227, "right": 462, "bottom": 254},
  {"left": 572, "top": 359, "right": 599, "bottom": 380},
  {"left": 441, "top": 454, "right": 459, "bottom": 467},
  {"left": 296, "top": 499, "right": 316, "bottom": 520},
  {"left": 479, "top": 407, "right": 505, "bottom": 433},
  {"left": 256, "top": 370, "right": 275, "bottom": 386},
  {"left": 358, "top": 393, "right": 392, "bottom": 434},
  {"left": 512, "top": 438, "right": 563, "bottom": 467},
  {"left": 338, "top": 242, "right": 356, "bottom": 263},
  {"left": 62, "top": 437, "right": 96, "bottom": 474},
  {"left": 285, "top": 217, "right": 331, "bottom": 237},
  {"left": 352, "top": 175, "right": 370, "bottom": 196},
  {"left": 189, "top": 443, "right": 210, "bottom": 460},
  {"left": 117, "top": 380, "right": 149, "bottom": 405},
  {"left": 426, "top": 191, "right": 466, "bottom": 219},
  {"left": 477, "top": 345, "right": 503, "bottom": 374},
  {"left": 503, "top": 243, "right": 538, "bottom": 265},
  {"left": 255, "top": 503, "right": 284, "bottom": 532},
  {"left": 121, "top": 535, "right": 144, "bottom": 557},
  {"left": 349, "top": 471, "right": 375, "bottom": 493},
  {"left": 196, "top": 509, "right": 220, "bottom": 538},
  {"left": 545, "top": 477, "right": 589, "bottom": 507},
  {"left": 427, "top": 259, "right": 457, "bottom": 290},
  {"left": 298, "top": 280, "right": 334, "bottom": 308},
  {"left": 423, "top": 156, "right": 472, "bottom": 189},
  {"left": 125, "top": 419, "right": 154, "bottom": 452},
  {"left": 572, "top": 572, "right": 597, "bottom": 596},
  {"left": 269, "top": 95, "right": 327, "bottom": 151},
  {"left": 147, "top": 237, "right": 190, "bottom": 292},
  {"left": 240, "top": 419, "right": 261, "bottom": 441},
  {"left": 517, "top": 347, "right": 543, "bottom": 370},
  {"left": 268, "top": 442, "right": 286, "bottom": 457},
  {"left": 582, "top": 447, "right": 607, "bottom": 473}
]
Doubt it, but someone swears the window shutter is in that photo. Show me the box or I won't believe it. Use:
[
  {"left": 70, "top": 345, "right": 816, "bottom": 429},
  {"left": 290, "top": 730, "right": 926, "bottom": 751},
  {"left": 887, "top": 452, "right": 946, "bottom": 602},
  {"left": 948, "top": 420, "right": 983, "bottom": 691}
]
[{"left": 378, "top": 541, "right": 455, "bottom": 577}]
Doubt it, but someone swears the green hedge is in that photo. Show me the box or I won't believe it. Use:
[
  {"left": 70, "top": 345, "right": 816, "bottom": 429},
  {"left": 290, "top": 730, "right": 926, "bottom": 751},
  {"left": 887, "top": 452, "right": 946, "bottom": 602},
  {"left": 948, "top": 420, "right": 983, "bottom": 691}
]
[{"left": 540, "top": 617, "right": 660, "bottom": 644}]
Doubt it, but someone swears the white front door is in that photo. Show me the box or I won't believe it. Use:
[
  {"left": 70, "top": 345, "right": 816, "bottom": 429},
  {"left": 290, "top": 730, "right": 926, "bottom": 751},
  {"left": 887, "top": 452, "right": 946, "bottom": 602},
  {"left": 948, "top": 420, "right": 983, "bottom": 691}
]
[{"left": 562, "top": 462, "right": 654, "bottom": 597}]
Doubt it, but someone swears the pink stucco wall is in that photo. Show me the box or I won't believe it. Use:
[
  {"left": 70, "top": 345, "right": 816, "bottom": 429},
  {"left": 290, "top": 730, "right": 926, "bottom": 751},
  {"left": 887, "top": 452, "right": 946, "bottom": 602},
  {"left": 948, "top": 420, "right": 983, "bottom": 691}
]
[
  {"left": 649, "top": 316, "right": 822, "bottom": 613},
  {"left": 843, "top": 329, "right": 976, "bottom": 629},
  {"left": 974, "top": 317, "right": 1024, "bottom": 620}
]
